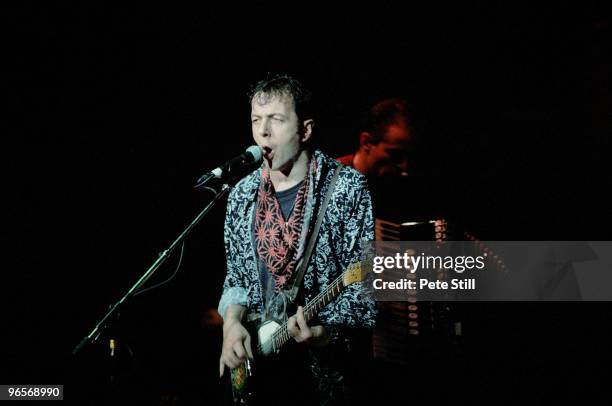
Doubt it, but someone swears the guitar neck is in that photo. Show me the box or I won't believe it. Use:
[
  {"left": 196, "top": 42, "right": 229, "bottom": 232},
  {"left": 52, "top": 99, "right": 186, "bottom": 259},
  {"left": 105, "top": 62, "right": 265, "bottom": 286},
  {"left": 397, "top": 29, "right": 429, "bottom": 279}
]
[
  {"left": 304, "top": 274, "right": 345, "bottom": 322},
  {"left": 271, "top": 272, "right": 346, "bottom": 350}
]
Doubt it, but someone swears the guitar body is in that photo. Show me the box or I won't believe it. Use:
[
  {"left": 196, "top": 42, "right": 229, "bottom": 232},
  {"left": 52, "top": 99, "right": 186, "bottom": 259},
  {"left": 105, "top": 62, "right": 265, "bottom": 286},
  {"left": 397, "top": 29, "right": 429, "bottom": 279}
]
[
  {"left": 256, "top": 319, "right": 282, "bottom": 355},
  {"left": 227, "top": 318, "right": 281, "bottom": 406},
  {"left": 225, "top": 259, "right": 373, "bottom": 405},
  {"left": 228, "top": 318, "right": 309, "bottom": 406},
  {"left": 228, "top": 358, "right": 254, "bottom": 405}
]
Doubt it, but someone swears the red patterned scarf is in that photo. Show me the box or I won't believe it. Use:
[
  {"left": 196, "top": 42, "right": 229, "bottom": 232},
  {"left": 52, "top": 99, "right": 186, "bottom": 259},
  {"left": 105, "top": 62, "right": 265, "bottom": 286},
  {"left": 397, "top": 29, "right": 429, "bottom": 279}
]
[{"left": 255, "top": 162, "right": 313, "bottom": 291}]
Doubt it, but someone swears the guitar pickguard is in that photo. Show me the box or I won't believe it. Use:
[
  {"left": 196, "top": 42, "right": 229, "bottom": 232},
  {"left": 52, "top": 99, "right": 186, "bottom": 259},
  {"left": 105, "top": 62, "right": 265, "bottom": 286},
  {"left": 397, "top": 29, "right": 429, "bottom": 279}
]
[{"left": 257, "top": 320, "right": 281, "bottom": 356}]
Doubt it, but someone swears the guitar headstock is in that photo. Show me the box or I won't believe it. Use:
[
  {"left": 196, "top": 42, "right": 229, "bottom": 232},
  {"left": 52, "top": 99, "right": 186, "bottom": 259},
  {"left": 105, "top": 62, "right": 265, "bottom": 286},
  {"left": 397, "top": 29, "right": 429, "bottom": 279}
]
[{"left": 343, "top": 259, "right": 373, "bottom": 286}]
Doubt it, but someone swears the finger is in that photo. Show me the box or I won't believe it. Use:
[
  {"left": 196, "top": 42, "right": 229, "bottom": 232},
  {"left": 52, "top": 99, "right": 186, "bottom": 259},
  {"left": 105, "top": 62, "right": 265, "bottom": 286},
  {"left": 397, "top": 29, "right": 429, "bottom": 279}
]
[
  {"left": 223, "top": 341, "right": 240, "bottom": 364},
  {"left": 223, "top": 348, "right": 240, "bottom": 368},
  {"left": 311, "top": 325, "right": 324, "bottom": 339},
  {"left": 287, "top": 315, "right": 299, "bottom": 337},
  {"left": 244, "top": 334, "right": 254, "bottom": 359},
  {"left": 219, "top": 356, "right": 225, "bottom": 378},
  {"left": 296, "top": 306, "right": 312, "bottom": 340},
  {"left": 233, "top": 341, "right": 247, "bottom": 361},
  {"left": 296, "top": 306, "right": 307, "bottom": 327}
]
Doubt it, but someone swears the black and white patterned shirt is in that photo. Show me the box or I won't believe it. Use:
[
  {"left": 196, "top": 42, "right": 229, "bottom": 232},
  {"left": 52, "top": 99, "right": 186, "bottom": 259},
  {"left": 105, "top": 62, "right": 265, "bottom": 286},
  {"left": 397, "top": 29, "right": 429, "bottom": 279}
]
[{"left": 218, "top": 149, "right": 376, "bottom": 329}]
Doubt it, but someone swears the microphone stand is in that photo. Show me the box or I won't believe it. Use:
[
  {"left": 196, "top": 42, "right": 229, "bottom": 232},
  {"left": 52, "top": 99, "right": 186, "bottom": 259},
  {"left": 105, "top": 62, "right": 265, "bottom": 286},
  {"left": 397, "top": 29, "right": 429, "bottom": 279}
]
[{"left": 73, "top": 182, "right": 231, "bottom": 355}]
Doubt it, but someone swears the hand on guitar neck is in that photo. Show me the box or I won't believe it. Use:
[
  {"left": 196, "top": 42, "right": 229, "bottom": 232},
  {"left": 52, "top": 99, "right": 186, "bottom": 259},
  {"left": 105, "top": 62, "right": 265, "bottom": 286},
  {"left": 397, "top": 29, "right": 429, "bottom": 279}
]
[
  {"left": 219, "top": 305, "right": 328, "bottom": 377},
  {"left": 286, "top": 306, "right": 329, "bottom": 347}
]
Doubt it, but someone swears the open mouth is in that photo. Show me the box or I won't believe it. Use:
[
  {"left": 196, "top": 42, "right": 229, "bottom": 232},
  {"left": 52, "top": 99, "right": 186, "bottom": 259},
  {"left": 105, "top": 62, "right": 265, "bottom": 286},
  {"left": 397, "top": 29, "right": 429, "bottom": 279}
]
[{"left": 262, "top": 146, "right": 274, "bottom": 160}]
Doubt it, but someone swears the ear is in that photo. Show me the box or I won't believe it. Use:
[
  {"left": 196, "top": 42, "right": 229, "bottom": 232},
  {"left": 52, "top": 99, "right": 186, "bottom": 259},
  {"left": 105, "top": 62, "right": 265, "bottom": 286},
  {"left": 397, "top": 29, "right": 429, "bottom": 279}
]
[
  {"left": 301, "top": 119, "right": 314, "bottom": 143},
  {"left": 359, "top": 132, "right": 375, "bottom": 151}
]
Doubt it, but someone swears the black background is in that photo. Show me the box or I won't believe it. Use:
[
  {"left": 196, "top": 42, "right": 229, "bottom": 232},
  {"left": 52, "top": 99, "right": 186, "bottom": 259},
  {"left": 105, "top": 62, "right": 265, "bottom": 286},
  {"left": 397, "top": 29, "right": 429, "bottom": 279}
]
[{"left": 4, "top": 2, "right": 612, "bottom": 404}]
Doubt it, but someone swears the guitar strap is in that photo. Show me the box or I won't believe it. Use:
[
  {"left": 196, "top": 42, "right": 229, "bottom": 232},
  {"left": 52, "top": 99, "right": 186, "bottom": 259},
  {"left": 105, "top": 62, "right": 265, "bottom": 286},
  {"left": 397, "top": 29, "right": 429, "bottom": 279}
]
[{"left": 285, "top": 165, "right": 342, "bottom": 303}]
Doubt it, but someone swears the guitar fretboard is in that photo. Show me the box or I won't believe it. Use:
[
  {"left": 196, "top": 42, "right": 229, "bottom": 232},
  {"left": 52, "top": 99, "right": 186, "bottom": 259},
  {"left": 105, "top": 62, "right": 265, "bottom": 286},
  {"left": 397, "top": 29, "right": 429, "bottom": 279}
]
[{"left": 270, "top": 272, "right": 345, "bottom": 351}]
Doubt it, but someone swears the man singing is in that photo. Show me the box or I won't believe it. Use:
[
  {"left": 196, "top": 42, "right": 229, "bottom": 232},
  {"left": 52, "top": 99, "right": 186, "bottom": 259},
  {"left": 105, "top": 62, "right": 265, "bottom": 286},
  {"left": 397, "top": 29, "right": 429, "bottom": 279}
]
[{"left": 217, "top": 74, "right": 376, "bottom": 404}]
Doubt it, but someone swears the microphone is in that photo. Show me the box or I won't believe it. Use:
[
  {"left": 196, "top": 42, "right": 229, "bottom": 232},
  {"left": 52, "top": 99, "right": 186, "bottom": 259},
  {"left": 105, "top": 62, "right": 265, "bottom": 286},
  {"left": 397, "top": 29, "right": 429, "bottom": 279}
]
[{"left": 195, "top": 145, "right": 263, "bottom": 187}]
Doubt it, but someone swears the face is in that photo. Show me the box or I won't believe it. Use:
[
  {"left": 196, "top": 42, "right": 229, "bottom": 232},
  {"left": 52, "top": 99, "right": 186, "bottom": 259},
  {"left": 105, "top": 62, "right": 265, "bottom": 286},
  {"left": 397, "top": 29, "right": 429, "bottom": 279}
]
[
  {"left": 251, "top": 93, "right": 309, "bottom": 172},
  {"left": 366, "top": 123, "right": 414, "bottom": 177}
]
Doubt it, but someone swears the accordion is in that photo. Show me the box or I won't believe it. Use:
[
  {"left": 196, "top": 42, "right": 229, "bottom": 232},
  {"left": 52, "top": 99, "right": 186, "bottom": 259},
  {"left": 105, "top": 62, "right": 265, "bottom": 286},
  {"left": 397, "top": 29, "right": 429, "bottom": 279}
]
[{"left": 373, "top": 218, "right": 462, "bottom": 365}]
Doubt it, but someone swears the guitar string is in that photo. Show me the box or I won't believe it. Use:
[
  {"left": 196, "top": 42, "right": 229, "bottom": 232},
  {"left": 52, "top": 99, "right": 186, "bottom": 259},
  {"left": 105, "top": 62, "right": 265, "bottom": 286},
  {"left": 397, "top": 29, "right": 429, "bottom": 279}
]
[
  {"left": 272, "top": 259, "right": 368, "bottom": 348},
  {"left": 271, "top": 276, "right": 341, "bottom": 349},
  {"left": 269, "top": 267, "right": 350, "bottom": 349}
]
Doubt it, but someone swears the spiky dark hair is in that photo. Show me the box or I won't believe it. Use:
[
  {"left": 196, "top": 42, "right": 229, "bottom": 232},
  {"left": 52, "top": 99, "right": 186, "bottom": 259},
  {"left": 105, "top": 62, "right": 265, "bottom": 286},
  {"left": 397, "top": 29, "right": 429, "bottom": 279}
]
[{"left": 248, "top": 73, "right": 315, "bottom": 122}]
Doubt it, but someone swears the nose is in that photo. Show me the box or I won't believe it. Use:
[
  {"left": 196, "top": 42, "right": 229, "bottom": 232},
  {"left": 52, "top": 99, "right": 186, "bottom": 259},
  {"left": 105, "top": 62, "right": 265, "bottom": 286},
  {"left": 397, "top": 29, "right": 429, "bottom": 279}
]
[{"left": 254, "top": 118, "right": 271, "bottom": 139}]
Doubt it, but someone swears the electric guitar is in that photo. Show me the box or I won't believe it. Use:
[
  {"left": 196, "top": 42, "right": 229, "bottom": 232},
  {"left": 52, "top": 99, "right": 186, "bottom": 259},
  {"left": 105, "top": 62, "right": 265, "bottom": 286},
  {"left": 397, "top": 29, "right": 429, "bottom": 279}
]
[{"left": 228, "top": 258, "right": 373, "bottom": 405}]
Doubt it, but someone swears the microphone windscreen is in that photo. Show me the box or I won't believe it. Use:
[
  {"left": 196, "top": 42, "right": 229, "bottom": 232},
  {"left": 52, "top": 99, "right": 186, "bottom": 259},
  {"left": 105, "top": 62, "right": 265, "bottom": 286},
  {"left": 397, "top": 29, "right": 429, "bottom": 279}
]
[{"left": 246, "top": 145, "right": 263, "bottom": 164}]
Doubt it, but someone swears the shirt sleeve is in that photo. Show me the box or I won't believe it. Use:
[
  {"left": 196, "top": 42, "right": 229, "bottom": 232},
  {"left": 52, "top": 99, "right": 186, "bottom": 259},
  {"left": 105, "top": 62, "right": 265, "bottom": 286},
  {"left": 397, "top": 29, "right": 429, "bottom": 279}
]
[{"left": 217, "top": 189, "right": 249, "bottom": 318}]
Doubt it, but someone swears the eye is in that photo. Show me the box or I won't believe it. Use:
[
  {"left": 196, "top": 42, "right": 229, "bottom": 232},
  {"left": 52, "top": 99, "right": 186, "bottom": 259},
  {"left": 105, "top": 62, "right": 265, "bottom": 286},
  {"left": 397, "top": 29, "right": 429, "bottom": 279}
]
[{"left": 251, "top": 118, "right": 259, "bottom": 124}]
